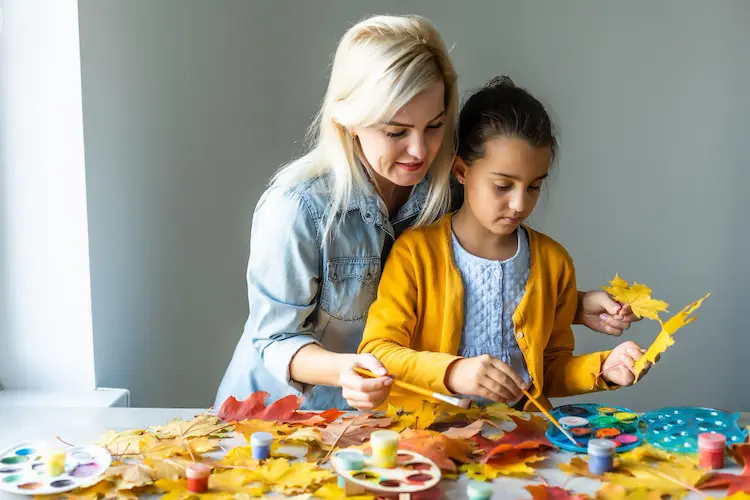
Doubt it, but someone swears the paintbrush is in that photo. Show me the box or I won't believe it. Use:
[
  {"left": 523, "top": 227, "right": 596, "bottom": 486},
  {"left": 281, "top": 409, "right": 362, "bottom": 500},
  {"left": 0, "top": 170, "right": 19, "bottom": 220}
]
[
  {"left": 353, "top": 367, "right": 472, "bottom": 409},
  {"left": 520, "top": 389, "right": 580, "bottom": 447}
]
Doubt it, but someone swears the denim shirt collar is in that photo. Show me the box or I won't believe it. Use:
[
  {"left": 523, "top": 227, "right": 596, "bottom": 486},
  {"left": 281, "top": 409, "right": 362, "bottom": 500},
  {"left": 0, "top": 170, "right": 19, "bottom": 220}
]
[{"left": 354, "top": 173, "right": 430, "bottom": 229}]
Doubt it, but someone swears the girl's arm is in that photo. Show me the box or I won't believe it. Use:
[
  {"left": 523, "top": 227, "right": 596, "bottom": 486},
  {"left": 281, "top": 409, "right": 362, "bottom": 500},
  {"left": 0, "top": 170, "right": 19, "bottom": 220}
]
[
  {"left": 542, "top": 258, "right": 617, "bottom": 397},
  {"left": 358, "top": 237, "right": 461, "bottom": 395}
]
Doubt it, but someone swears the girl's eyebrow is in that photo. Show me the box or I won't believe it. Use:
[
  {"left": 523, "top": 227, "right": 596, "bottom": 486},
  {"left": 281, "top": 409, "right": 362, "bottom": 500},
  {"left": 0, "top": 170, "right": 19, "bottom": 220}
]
[
  {"left": 492, "top": 172, "right": 549, "bottom": 181},
  {"left": 385, "top": 110, "right": 446, "bottom": 128}
]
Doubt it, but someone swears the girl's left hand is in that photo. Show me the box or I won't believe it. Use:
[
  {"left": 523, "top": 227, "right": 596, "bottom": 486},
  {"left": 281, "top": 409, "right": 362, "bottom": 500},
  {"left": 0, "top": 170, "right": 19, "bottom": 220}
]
[
  {"left": 601, "top": 341, "right": 654, "bottom": 386},
  {"left": 576, "top": 290, "right": 641, "bottom": 336}
]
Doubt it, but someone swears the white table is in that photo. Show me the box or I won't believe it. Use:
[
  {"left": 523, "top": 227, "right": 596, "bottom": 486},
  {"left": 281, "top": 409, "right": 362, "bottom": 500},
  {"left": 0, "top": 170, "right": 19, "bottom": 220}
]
[{"left": 0, "top": 408, "right": 746, "bottom": 499}]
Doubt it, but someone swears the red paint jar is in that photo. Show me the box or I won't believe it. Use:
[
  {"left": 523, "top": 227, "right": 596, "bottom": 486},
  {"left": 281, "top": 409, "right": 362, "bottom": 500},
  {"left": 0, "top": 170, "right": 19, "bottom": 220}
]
[
  {"left": 186, "top": 463, "right": 211, "bottom": 493},
  {"left": 698, "top": 433, "right": 726, "bottom": 469}
]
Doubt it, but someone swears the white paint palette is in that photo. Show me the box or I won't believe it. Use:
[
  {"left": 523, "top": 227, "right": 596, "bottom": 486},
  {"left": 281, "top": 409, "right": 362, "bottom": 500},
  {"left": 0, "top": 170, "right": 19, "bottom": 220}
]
[
  {"left": 331, "top": 449, "right": 441, "bottom": 495},
  {"left": 0, "top": 442, "right": 111, "bottom": 495}
]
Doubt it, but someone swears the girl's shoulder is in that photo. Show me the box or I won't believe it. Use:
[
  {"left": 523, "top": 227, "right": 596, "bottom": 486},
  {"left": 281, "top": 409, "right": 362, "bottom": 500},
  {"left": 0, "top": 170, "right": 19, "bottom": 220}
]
[{"left": 524, "top": 226, "right": 576, "bottom": 270}]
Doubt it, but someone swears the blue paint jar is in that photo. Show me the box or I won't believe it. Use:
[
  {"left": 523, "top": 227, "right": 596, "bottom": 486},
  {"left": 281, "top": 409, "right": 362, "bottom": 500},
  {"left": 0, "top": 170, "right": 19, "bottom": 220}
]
[
  {"left": 334, "top": 452, "right": 364, "bottom": 488},
  {"left": 588, "top": 438, "right": 616, "bottom": 475},
  {"left": 250, "top": 432, "right": 273, "bottom": 460}
]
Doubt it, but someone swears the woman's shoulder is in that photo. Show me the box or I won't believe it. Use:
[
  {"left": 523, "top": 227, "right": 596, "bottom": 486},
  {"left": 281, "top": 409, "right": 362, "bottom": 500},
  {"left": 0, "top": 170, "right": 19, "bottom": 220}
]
[{"left": 256, "top": 172, "right": 333, "bottom": 220}]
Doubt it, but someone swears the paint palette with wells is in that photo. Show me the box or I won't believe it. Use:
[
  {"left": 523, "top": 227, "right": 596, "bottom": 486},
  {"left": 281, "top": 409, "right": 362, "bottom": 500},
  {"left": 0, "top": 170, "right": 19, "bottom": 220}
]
[
  {"left": 639, "top": 406, "right": 748, "bottom": 453},
  {"left": 0, "top": 442, "right": 111, "bottom": 495},
  {"left": 546, "top": 403, "right": 643, "bottom": 453},
  {"left": 331, "top": 449, "right": 441, "bottom": 499}
]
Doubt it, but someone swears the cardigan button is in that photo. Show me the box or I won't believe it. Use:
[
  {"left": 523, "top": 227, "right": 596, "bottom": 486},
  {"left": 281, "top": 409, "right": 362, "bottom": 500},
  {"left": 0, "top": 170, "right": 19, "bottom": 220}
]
[{"left": 517, "top": 332, "right": 524, "bottom": 339}]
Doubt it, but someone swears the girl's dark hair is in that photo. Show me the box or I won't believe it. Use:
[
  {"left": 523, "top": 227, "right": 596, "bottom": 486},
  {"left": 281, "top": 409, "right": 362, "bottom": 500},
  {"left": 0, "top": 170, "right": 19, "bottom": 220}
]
[{"left": 457, "top": 75, "right": 557, "bottom": 165}]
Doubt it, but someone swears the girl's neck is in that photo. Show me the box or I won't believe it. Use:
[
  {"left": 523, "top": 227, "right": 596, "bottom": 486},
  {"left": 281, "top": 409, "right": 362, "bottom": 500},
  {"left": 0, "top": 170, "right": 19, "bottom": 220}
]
[{"left": 452, "top": 205, "right": 519, "bottom": 261}]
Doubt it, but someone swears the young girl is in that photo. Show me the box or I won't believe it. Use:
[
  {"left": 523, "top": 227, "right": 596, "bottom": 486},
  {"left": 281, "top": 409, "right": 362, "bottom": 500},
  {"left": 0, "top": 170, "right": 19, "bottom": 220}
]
[{"left": 358, "top": 76, "right": 652, "bottom": 411}]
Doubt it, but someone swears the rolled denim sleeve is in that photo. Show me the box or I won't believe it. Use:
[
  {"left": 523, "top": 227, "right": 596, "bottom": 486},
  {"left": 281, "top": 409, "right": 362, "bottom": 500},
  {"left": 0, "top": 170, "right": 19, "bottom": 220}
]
[{"left": 246, "top": 186, "right": 321, "bottom": 393}]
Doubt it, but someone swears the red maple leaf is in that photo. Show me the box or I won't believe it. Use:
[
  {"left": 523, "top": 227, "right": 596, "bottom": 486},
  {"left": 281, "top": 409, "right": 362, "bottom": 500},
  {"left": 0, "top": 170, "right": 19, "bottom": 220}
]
[
  {"left": 700, "top": 443, "right": 750, "bottom": 495},
  {"left": 480, "top": 416, "right": 554, "bottom": 464},
  {"left": 526, "top": 485, "right": 589, "bottom": 500},
  {"left": 218, "top": 392, "right": 319, "bottom": 422}
]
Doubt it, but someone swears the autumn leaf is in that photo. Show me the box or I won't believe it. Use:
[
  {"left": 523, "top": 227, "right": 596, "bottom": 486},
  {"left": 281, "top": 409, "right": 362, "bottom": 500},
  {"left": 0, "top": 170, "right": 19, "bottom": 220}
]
[
  {"left": 218, "top": 392, "right": 317, "bottom": 422},
  {"left": 250, "top": 458, "right": 332, "bottom": 494},
  {"left": 595, "top": 483, "right": 663, "bottom": 500},
  {"left": 292, "top": 408, "right": 344, "bottom": 426},
  {"left": 320, "top": 415, "right": 392, "bottom": 448},
  {"left": 526, "top": 484, "right": 591, "bottom": 500},
  {"left": 143, "top": 457, "right": 195, "bottom": 480},
  {"left": 148, "top": 414, "right": 232, "bottom": 439},
  {"left": 461, "top": 449, "right": 546, "bottom": 479},
  {"left": 96, "top": 429, "right": 146, "bottom": 457},
  {"left": 700, "top": 442, "right": 750, "bottom": 494},
  {"left": 441, "top": 419, "right": 489, "bottom": 439},
  {"left": 139, "top": 434, "right": 218, "bottom": 459},
  {"left": 397, "top": 429, "right": 472, "bottom": 472},
  {"left": 604, "top": 459, "right": 708, "bottom": 498},
  {"left": 220, "top": 446, "right": 260, "bottom": 469},
  {"left": 481, "top": 415, "right": 553, "bottom": 459},
  {"left": 104, "top": 462, "right": 156, "bottom": 490},
  {"left": 154, "top": 479, "right": 234, "bottom": 500},
  {"left": 602, "top": 275, "right": 669, "bottom": 320},
  {"left": 384, "top": 401, "right": 440, "bottom": 431},
  {"left": 634, "top": 293, "right": 710, "bottom": 379},
  {"left": 235, "top": 418, "right": 295, "bottom": 440},
  {"left": 207, "top": 469, "right": 267, "bottom": 496},
  {"left": 312, "top": 482, "right": 374, "bottom": 500}
]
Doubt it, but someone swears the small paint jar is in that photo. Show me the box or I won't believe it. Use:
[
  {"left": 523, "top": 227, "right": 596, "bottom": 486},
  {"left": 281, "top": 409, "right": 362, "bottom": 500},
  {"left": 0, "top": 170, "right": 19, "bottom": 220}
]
[
  {"left": 698, "top": 433, "right": 726, "bottom": 469},
  {"left": 467, "top": 480, "right": 494, "bottom": 500},
  {"left": 588, "top": 438, "right": 616, "bottom": 475},
  {"left": 334, "top": 452, "right": 365, "bottom": 488},
  {"left": 370, "top": 430, "right": 400, "bottom": 468},
  {"left": 46, "top": 449, "right": 66, "bottom": 477},
  {"left": 251, "top": 432, "right": 273, "bottom": 460},
  {"left": 186, "top": 463, "right": 211, "bottom": 493}
]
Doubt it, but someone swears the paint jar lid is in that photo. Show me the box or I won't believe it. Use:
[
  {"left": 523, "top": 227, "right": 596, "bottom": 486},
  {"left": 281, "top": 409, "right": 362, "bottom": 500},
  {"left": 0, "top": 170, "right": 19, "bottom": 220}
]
[
  {"left": 467, "top": 480, "right": 494, "bottom": 499},
  {"left": 588, "top": 438, "right": 617, "bottom": 456},
  {"left": 370, "top": 430, "right": 400, "bottom": 448},
  {"left": 250, "top": 432, "right": 273, "bottom": 447},
  {"left": 186, "top": 463, "right": 211, "bottom": 479},
  {"left": 698, "top": 432, "right": 727, "bottom": 450},
  {"left": 334, "top": 451, "right": 365, "bottom": 471},
  {"left": 559, "top": 416, "right": 589, "bottom": 428}
]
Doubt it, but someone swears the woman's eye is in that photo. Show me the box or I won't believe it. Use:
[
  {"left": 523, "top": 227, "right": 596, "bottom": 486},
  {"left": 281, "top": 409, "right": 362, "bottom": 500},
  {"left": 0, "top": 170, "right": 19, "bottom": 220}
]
[{"left": 427, "top": 122, "right": 445, "bottom": 131}]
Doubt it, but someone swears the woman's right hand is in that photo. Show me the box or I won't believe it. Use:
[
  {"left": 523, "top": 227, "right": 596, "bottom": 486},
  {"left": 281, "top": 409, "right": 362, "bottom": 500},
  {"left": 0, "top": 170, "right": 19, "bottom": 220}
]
[
  {"left": 338, "top": 353, "right": 393, "bottom": 410},
  {"left": 445, "top": 355, "right": 527, "bottom": 403}
]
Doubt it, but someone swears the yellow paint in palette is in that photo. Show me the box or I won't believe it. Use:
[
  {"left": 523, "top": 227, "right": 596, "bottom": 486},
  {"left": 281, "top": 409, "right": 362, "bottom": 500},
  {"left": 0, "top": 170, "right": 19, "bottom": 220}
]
[
  {"left": 45, "top": 450, "right": 66, "bottom": 477},
  {"left": 369, "top": 430, "right": 399, "bottom": 468}
]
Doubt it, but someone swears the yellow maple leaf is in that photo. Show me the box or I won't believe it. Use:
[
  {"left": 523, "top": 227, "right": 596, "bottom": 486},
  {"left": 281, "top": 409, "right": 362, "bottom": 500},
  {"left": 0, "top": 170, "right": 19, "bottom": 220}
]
[
  {"left": 104, "top": 462, "right": 156, "bottom": 490},
  {"left": 139, "top": 434, "right": 218, "bottom": 459},
  {"left": 142, "top": 457, "right": 196, "bottom": 481},
  {"left": 461, "top": 452, "right": 546, "bottom": 479},
  {"left": 235, "top": 419, "right": 295, "bottom": 440},
  {"left": 246, "top": 458, "right": 331, "bottom": 495},
  {"left": 283, "top": 427, "right": 324, "bottom": 446},
  {"left": 604, "top": 460, "right": 708, "bottom": 498},
  {"left": 220, "top": 446, "right": 260, "bottom": 469},
  {"left": 312, "top": 482, "right": 374, "bottom": 500},
  {"left": 634, "top": 293, "right": 710, "bottom": 379},
  {"left": 385, "top": 401, "right": 439, "bottom": 431},
  {"left": 154, "top": 479, "right": 233, "bottom": 500},
  {"left": 96, "top": 429, "right": 146, "bottom": 457},
  {"left": 208, "top": 469, "right": 266, "bottom": 496},
  {"left": 149, "top": 414, "right": 233, "bottom": 439},
  {"left": 595, "top": 483, "right": 663, "bottom": 500},
  {"left": 602, "top": 274, "right": 669, "bottom": 320}
]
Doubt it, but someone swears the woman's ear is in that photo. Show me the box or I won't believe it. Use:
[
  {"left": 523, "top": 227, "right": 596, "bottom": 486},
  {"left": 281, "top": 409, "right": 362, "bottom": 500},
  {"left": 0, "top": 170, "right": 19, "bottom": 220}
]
[{"left": 453, "top": 157, "right": 468, "bottom": 185}]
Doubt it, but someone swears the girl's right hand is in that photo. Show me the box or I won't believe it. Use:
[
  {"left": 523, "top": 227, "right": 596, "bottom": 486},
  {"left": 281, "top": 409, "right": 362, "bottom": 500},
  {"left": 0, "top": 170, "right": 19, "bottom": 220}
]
[
  {"left": 445, "top": 355, "right": 527, "bottom": 403},
  {"left": 338, "top": 353, "right": 393, "bottom": 410}
]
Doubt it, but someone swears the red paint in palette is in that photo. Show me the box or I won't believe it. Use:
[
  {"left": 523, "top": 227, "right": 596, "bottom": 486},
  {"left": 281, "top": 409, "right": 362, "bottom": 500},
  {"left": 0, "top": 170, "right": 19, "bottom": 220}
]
[{"left": 406, "top": 473, "right": 433, "bottom": 485}]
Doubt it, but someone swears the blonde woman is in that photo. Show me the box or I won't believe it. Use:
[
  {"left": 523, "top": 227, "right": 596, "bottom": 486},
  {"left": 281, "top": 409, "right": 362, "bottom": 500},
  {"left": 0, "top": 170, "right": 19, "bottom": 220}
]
[{"left": 215, "top": 14, "right": 637, "bottom": 411}]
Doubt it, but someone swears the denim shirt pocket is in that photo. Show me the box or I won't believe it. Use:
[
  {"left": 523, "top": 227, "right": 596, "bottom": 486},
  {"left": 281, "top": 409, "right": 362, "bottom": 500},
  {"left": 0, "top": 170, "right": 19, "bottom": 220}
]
[{"left": 320, "top": 257, "right": 381, "bottom": 321}]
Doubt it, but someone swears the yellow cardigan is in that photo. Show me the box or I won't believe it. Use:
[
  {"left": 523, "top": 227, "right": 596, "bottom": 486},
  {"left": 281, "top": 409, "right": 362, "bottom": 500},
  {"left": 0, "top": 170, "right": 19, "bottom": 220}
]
[{"left": 358, "top": 213, "right": 615, "bottom": 411}]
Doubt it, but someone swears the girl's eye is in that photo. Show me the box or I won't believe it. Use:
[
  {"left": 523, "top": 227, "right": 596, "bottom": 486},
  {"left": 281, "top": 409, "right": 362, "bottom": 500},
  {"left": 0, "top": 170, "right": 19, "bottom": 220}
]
[
  {"left": 529, "top": 185, "right": 542, "bottom": 191},
  {"left": 495, "top": 185, "right": 512, "bottom": 191},
  {"left": 384, "top": 130, "right": 407, "bottom": 138}
]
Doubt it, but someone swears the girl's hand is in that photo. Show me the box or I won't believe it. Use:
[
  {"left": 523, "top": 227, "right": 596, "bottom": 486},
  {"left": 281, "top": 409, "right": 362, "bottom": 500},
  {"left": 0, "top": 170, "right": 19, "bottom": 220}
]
[
  {"left": 601, "top": 341, "right": 654, "bottom": 386},
  {"left": 445, "top": 355, "right": 527, "bottom": 403},
  {"left": 338, "top": 354, "right": 393, "bottom": 410},
  {"left": 576, "top": 290, "right": 641, "bottom": 336}
]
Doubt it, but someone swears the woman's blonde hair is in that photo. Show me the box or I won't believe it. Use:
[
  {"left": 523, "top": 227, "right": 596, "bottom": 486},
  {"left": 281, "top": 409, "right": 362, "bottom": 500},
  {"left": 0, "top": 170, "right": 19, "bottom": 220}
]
[{"left": 271, "top": 14, "right": 458, "bottom": 242}]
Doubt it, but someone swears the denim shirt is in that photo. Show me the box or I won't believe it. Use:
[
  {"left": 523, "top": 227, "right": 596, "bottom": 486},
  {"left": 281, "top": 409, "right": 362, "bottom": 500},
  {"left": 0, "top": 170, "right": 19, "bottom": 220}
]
[{"left": 215, "top": 172, "right": 434, "bottom": 410}]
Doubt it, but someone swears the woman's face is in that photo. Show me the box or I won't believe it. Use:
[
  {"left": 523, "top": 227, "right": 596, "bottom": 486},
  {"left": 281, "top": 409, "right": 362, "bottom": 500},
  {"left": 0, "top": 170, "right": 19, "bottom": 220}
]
[{"left": 352, "top": 81, "right": 447, "bottom": 188}]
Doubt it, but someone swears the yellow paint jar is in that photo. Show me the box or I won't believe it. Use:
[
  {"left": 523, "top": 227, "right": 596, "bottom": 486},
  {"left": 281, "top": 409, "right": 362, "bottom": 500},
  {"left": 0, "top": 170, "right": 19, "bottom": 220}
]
[
  {"left": 46, "top": 449, "right": 66, "bottom": 476},
  {"left": 370, "top": 430, "right": 399, "bottom": 468}
]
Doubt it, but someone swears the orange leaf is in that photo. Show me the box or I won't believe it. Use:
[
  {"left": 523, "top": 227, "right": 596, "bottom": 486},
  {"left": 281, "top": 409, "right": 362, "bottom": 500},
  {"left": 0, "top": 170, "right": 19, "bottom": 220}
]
[
  {"left": 526, "top": 484, "right": 591, "bottom": 500},
  {"left": 293, "top": 408, "right": 344, "bottom": 426},
  {"left": 397, "top": 429, "right": 472, "bottom": 472},
  {"left": 320, "top": 415, "right": 392, "bottom": 448},
  {"left": 441, "top": 419, "right": 487, "bottom": 439},
  {"left": 481, "top": 416, "right": 553, "bottom": 463}
]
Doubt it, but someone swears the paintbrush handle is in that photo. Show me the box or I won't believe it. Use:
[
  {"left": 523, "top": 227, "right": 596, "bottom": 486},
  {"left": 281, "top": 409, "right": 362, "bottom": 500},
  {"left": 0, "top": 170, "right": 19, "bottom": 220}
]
[
  {"left": 522, "top": 389, "right": 580, "bottom": 447},
  {"left": 353, "top": 367, "right": 470, "bottom": 409}
]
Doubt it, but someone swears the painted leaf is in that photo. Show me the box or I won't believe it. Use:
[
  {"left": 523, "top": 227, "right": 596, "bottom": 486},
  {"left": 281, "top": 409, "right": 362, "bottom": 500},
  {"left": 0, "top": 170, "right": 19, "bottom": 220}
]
[
  {"left": 602, "top": 274, "right": 669, "bottom": 320},
  {"left": 526, "top": 484, "right": 591, "bottom": 500},
  {"left": 604, "top": 460, "right": 708, "bottom": 498},
  {"left": 148, "top": 414, "right": 232, "bottom": 439},
  {"left": 634, "top": 293, "right": 710, "bottom": 379},
  {"left": 700, "top": 443, "right": 750, "bottom": 494},
  {"left": 235, "top": 418, "right": 295, "bottom": 440},
  {"left": 312, "top": 482, "right": 374, "bottom": 500},
  {"left": 320, "top": 415, "right": 393, "bottom": 448},
  {"left": 96, "top": 429, "right": 146, "bottom": 457},
  {"left": 397, "top": 429, "right": 472, "bottom": 472}
]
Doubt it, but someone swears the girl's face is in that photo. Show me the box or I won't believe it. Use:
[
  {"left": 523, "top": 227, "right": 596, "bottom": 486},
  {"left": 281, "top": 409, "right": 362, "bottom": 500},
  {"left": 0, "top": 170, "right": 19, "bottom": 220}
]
[
  {"left": 352, "top": 81, "right": 447, "bottom": 188},
  {"left": 454, "top": 136, "right": 552, "bottom": 236}
]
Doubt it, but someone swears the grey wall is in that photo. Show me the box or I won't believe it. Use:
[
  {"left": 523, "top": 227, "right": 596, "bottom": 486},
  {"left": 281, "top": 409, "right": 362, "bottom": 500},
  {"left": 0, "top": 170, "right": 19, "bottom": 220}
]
[{"left": 78, "top": 1, "right": 750, "bottom": 410}]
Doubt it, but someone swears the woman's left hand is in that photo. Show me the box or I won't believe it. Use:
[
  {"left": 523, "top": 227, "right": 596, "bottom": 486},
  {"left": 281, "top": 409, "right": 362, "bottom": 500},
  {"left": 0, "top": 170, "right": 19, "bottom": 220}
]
[
  {"left": 576, "top": 290, "right": 640, "bottom": 336},
  {"left": 601, "top": 341, "right": 655, "bottom": 386}
]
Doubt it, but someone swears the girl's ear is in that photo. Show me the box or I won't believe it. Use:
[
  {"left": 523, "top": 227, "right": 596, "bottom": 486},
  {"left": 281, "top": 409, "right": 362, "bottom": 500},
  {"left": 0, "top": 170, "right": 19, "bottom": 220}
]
[{"left": 453, "top": 157, "right": 468, "bottom": 185}]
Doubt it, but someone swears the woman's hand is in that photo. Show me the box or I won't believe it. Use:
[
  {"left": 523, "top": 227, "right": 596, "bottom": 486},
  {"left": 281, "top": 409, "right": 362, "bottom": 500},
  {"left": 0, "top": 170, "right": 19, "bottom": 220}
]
[
  {"left": 445, "top": 355, "right": 527, "bottom": 403},
  {"left": 576, "top": 290, "right": 640, "bottom": 336},
  {"left": 601, "top": 341, "right": 654, "bottom": 386},
  {"left": 338, "top": 353, "right": 393, "bottom": 410}
]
